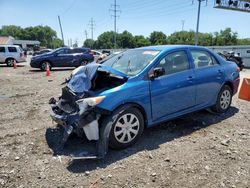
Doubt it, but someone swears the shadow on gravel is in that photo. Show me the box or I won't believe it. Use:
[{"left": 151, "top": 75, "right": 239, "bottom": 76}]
[
  {"left": 45, "top": 106, "right": 239, "bottom": 173},
  {"left": 0, "top": 64, "right": 25, "bottom": 68},
  {"left": 29, "top": 68, "right": 74, "bottom": 72}
]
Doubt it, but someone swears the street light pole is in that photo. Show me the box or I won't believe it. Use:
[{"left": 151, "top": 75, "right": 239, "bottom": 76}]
[
  {"left": 58, "top": 15, "right": 65, "bottom": 46},
  {"left": 195, "top": 0, "right": 202, "bottom": 46}
]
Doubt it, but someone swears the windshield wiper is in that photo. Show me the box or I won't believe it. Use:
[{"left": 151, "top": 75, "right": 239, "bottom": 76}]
[
  {"left": 126, "top": 59, "right": 132, "bottom": 74},
  {"left": 111, "top": 54, "right": 123, "bottom": 67}
]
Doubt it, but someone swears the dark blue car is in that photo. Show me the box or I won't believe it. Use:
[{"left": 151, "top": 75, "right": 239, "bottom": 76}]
[
  {"left": 30, "top": 47, "right": 94, "bottom": 70},
  {"left": 50, "top": 45, "right": 240, "bottom": 159}
]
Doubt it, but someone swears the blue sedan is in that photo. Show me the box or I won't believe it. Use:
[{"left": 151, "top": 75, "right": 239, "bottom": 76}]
[{"left": 50, "top": 45, "right": 240, "bottom": 159}]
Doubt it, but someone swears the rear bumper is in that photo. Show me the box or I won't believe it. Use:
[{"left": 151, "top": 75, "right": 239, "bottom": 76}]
[{"left": 233, "top": 77, "right": 240, "bottom": 95}]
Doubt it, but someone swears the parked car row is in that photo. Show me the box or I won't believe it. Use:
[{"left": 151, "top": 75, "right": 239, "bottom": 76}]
[{"left": 30, "top": 48, "right": 112, "bottom": 70}]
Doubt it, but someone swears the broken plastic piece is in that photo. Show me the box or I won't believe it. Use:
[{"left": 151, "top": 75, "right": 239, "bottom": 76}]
[{"left": 83, "top": 120, "right": 99, "bottom": 140}]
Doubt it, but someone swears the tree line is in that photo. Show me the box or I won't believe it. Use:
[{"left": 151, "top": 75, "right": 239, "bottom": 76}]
[
  {"left": 85, "top": 28, "right": 250, "bottom": 49},
  {"left": 1, "top": 25, "right": 250, "bottom": 49},
  {"left": 0, "top": 25, "right": 63, "bottom": 48}
]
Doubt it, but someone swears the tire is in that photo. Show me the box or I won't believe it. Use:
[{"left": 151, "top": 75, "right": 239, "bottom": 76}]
[
  {"left": 109, "top": 107, "right": 144, "bottom": 149},
  {"left": 212, "top": 85, "right": 232, "bottom": 113},
  {"left": 40, "top": 61, "right": 51, "bottom": 71},
  {"left": 6, "top": 58, "right": 15, "bottom": 67}
]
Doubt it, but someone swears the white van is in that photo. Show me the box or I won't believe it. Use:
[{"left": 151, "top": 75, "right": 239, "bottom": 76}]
[{"left": 0, "top": 45, "right": 26, "bottom": 66}]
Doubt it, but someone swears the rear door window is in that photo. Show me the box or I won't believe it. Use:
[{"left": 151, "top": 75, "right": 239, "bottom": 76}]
[
  {"left": 8, "top": 47, "right": 17, "bottom": 53},
  {"left": 71, "top": 48, "right": 84, "bottom": 54},
  {"left": 0, "top": 47, "right": 5, "bottom": 52},
  {"left": 191, "top": 50, "right": 219, "bottom": 68}
]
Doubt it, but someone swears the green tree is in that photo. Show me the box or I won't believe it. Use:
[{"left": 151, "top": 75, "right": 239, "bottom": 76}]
[
  {"left": 84, "top": 39, "right": 95, "bottom": 48},
  {"left": 199, "top": 33, "right": 213, "bottom": 46},
  {"left": 96, "top": 31, "right": 115, "bottom": 49},
  {"left": 134, "top": 35, "right": 150, "bottom": 47},
  {"left": 118, "top": 31, "right": 135, "bottom": 48},
  {"left": 51, "top": 38, "right": 63, "bottom": 48},
  {"left": 0, "top": 25, "right": 60, "bottom": 48},
  {"left": 168, "top": 31, "right": 195, "bottom": 45},
  {"left": 237, "top": 38, "right": 250, "bottom": 45},
  {"left": 0, "top": 25, "right": 24, "bottom": 39},
  {"left": 213, "top": 28, "right": 238, "bottom": 45},
  {"left": 149, "top": 31, "right": 167, "bottom": 45}
]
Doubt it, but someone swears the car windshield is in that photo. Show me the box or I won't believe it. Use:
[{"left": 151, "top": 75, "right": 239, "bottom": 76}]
[{"left": 102, "top": 49, "right": 159, "bottom": 76}]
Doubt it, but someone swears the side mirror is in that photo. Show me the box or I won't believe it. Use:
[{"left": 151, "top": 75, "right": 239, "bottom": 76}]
[{"left": 149, "top": 67, "right": 165, "bottom": 80}]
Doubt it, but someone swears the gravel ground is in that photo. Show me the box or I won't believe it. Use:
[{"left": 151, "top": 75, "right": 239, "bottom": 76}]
[{"left": 0, "top": 62, "right": 249, "bottom": 188}]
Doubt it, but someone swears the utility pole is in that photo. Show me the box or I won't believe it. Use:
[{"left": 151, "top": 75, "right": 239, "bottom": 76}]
[
  {"left": 57, "top": 15, "right": 65, "bottom": 46},
  {"left": 89, "top": 18, "right": 95, "bottom": 40},
  {"left": 84, "top": 30, "right": 88, "bottom": 40},
  {"left": 110, "top": 0, "right": 121, "bottom": 48},
  {"left": 181, "top": 20, "right": 185, "bottom": 31},
  {"left": 194, "top": 0, "right": 206, "bottom": 46}
]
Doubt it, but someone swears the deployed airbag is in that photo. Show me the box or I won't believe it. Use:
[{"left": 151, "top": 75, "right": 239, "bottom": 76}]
[{"left": 67, "top": 63, "right": 100, "bottom": 93}]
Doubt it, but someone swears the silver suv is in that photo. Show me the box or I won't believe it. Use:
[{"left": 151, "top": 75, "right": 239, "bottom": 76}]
[{"left": 0, "top": 45, "right": 26, "bottom": 66}]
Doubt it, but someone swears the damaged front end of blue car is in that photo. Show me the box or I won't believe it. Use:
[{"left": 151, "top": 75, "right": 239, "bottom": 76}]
[{"left": 49, "top": 63, "right": 127, "bottom": 159}]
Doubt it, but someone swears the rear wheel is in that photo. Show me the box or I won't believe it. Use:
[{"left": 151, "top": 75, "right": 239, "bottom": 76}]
[
  {"left": 109, "top": 107, "right": 144, "bottom": 149},
  {"left": 212, "top": 85, "right": 232, "bottom": 113},
  {"left": 40, "top": 61, "right": 51, "bottom": 71}
]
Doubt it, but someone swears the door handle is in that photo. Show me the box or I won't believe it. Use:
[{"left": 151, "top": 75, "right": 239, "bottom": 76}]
[
  {"left": 217, "top": 69, "right": 223, "bottom": 74},
  {"left": 217, "top": 69, "right": 223, "bottom": 79},
  {"left": 187, "top": 76, "right": 194, "bottom": 81}
]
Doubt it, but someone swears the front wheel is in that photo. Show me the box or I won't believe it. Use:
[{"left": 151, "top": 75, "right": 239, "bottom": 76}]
[
  {"left": 212, "top": 85, "right": 232, "bottom": 113},
  {"left": 109, "top": 107, "right": 144, "bottom": 149}
]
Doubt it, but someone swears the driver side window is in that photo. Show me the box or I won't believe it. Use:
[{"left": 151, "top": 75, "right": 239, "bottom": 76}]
[
  {"left": 56, "top": 49, "right": 65, "bottom": 55},
  {"left": 156, "top": 51, "right": 189, "bottom": 76}
]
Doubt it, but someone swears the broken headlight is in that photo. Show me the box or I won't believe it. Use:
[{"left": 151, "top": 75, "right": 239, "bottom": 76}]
[
  {"left": 77, "top": 96, "right": 105, "bottom": 107},
  {"left": 76, "top": 96, "right": 105, "bottom": 115}
]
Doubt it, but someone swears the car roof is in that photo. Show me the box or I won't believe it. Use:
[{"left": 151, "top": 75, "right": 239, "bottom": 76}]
[
  {"left": 136, "top": 45, "right": 209, "bottom": 52},
  {"left": 0, "top": 44, "right": 21, "bottom": 48}
]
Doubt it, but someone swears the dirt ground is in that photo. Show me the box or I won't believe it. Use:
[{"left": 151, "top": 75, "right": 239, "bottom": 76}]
[{"left": 0, "top": 60, "right": 249, "bottom": 188}]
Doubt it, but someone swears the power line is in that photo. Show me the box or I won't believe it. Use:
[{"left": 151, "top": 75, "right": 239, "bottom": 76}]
[
  {"left": 84, "top": 30, "right": 88, "bottom": 40},
  {"left": 88, "top": 18, "right": 95, "bottom": 40},
  {"left": 61, "top": 0, "right": 77, "bottom": 15},
  {"left": 110, "top": 0, "right": 121, "bottom": 48}
]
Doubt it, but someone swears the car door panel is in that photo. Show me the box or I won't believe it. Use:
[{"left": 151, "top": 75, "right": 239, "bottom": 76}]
[
  {"left": 150, "top": 70, "right": 196, "bottom": 121},
  {"left": 190, "top": 50, "right": 225, "bottom": 106},
  {"left": 150, "top": 50, "right": 196, "bottom": 122},
  {"left": 194, "top": 65, "right": 224, "bottom": 106}
]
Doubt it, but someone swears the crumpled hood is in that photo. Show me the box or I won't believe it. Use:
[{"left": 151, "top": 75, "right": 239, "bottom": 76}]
[
  {"left": 67, "top": 63, "right": 127, "bottom": 94},
  {"left": 98, "top": 65, "right": 128, "bottom": 78}
]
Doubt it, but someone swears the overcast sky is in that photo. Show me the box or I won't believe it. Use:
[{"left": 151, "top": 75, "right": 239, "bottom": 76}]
[{"left": 1, "top": 0, "right": 250, "bottom": 45}]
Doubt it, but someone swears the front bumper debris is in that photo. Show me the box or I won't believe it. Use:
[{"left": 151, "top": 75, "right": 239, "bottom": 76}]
[{"left": 49, "top": 97, "right": 111, "bottom": 159}]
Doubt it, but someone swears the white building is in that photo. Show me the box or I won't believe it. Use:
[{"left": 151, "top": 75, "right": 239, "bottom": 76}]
[{"left": 0, "top": 36, "right": 40, "bottom": 49}]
